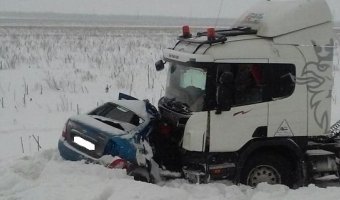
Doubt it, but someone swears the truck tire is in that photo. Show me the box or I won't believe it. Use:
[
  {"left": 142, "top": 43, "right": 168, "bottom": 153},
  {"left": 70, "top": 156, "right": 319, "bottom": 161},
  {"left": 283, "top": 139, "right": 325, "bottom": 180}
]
[{"left": 240, "top": 154, "right": 294, "bottom": 187}]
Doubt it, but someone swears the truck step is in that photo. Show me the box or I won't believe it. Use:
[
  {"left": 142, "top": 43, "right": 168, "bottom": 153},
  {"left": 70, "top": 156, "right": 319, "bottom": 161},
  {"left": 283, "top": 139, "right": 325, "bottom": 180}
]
[{"left": 313, "top": 174, "right": 340, "bottom": 187}]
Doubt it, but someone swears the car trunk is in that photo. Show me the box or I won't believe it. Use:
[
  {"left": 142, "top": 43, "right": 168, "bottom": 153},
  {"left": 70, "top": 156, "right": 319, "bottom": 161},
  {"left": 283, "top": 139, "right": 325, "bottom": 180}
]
[{"left": 64, "top": 115, "right": 127, "bottom": 159}]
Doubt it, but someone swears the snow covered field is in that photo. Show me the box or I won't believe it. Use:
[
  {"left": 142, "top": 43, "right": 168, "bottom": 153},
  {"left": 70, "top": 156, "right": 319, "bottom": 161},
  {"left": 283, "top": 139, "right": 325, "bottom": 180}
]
[
  {"left": 0, "top": 26, "right": 340, "bottom": 200},
  {"left": 0, "top": 26, "right": 175, "bottom": 160}
]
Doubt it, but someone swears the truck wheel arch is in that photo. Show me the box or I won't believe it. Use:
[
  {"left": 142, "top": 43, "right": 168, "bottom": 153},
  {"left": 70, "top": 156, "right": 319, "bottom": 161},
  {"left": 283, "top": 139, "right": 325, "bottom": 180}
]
[{"left": 234, "top": 137, "right": 306, "bottom": 185}]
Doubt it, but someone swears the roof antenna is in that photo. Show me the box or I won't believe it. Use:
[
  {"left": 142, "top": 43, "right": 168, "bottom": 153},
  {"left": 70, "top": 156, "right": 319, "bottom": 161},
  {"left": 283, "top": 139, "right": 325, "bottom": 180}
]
[{"left": 215, "top": 0, "right": 224, "bottom": 27}]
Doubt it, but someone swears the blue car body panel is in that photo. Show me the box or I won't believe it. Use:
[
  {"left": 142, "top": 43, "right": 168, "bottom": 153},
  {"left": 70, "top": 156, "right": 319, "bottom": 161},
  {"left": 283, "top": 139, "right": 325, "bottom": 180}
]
[
  {"left": 58, "top": 139, "right": 87, "bottom": 161},
  {"left": 103, "top": 137, "right": 137, "bottom": 163},
  {"left": 58, "top": 135, "right": 138, "bottom": 163},
  {"left": 58, "top": 96, "right": 157, "bottom": 166}
]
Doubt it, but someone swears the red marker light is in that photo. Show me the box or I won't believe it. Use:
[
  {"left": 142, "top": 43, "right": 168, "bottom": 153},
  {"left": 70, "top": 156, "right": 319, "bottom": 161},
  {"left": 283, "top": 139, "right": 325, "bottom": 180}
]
[
  {"left": 182, "top": 25, "right": 191, "bottom": 38},
  {"left": 207, "top": 27, "right": 216, "bottom": 41}
]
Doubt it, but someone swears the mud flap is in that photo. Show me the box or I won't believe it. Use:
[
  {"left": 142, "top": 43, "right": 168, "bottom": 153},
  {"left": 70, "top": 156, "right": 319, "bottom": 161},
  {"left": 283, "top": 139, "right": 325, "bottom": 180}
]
[
  {"left": 127, "top": 159, "right": 162, "bottom": 183},
  {"left": 149, "top": 159, "right": 162, "bottom": 183},
  {"left": 129, "top": 167, "right": 151, "bottom": 183}
]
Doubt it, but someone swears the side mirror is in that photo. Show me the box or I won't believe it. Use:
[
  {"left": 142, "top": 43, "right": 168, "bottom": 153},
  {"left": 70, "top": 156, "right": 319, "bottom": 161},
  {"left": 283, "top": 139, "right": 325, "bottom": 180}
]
[
  {"left": 216, "top": 72, "right": 233, "bottom": 114},
  {"left": 155, "top": 60, "right": 165, "bottom": 71}
]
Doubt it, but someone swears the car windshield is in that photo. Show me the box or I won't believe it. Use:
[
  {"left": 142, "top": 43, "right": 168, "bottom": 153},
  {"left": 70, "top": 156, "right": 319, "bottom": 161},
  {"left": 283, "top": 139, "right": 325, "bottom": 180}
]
[{"left": 165, "top": 63, "right": 207, "bottom": 112}]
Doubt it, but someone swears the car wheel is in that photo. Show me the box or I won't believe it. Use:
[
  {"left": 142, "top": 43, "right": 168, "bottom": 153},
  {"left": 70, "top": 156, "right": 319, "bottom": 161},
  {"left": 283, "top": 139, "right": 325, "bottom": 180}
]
[{"left": 240, "top": 154, "right": 294, "bottom": 187}]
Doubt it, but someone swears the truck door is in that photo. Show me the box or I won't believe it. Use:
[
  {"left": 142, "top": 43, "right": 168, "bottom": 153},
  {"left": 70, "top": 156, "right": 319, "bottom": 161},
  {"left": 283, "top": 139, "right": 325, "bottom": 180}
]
[{"left": 209, "top": 61, "right": 269, "bottom": 152}]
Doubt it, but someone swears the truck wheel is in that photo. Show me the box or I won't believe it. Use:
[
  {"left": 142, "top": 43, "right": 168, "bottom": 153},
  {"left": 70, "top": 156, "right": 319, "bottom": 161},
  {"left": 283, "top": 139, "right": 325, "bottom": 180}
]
[{"left": 240, "top": 154, "right": 294, "bottom": 187}]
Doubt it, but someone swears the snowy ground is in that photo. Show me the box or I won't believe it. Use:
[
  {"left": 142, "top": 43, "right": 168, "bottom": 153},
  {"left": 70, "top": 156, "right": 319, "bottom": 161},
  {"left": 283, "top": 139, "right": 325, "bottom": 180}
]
[
  {"left": 0, "top": 26, "right": 175, "bottom": 160},
  {"left": 0, "top": 26, "right": 340, "bottom": 200}
]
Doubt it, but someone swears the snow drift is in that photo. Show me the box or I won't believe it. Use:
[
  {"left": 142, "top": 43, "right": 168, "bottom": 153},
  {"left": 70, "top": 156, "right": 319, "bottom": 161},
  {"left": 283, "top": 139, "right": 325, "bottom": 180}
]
[{"left": 1, "top": 149, "right": 340, "bottom": 200}]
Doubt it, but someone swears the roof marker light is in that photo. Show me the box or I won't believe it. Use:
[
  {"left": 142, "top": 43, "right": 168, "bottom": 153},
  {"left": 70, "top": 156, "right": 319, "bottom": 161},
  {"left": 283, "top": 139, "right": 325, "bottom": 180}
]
[
  {"left": 182, "top": 25, "right": 192, "bottom": 38},
  {"left": 207, "top": 27, "right": 216, "bottom": 41}
]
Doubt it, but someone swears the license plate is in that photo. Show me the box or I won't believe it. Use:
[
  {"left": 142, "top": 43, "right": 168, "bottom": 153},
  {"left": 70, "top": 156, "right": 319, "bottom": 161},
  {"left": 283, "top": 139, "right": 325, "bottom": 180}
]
[{"left": 74, "top": 136, "right": 95, "bottom": 150}]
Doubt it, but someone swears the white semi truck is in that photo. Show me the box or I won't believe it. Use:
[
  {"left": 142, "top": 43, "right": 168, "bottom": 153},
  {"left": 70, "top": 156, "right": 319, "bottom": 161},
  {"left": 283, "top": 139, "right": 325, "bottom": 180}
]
[{"left": 152, "top": 0, "right": 340, "bottom": 187}]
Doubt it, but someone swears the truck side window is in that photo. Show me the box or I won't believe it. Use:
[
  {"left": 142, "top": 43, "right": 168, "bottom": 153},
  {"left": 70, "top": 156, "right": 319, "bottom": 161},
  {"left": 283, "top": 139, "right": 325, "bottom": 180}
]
[
  {"left": 216, "top": 63, "right": 295, "bottom": 107},
  {"left": 234, "top": 64, "right": 266, "bottom": 106},
  {"left": 270, "top": 64, "right": 295, "bottom": 99}
]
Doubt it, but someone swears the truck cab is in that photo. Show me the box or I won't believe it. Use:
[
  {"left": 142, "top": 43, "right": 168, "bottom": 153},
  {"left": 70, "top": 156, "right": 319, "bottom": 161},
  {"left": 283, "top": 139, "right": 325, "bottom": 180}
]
[{"left": 155, "top": 0, "right": 339, "bottom": 187}]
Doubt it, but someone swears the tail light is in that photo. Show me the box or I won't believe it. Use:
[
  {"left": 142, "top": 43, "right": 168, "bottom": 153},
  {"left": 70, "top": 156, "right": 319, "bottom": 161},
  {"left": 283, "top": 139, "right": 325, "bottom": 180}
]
[
  {"left": 210, "top": 168, "right": 223, "bottom": 175},
  {"left": 207, "top": 27, "right": 216, "bottom": 41},
  {"left": 182, "top": 25, "right": 192, "bottom": 38},
  {"left": 108, "top": 158, "right": 127, "bottom": 169},
  {"left": 209, "top": 167, "right": 227, "bottom": 178}
]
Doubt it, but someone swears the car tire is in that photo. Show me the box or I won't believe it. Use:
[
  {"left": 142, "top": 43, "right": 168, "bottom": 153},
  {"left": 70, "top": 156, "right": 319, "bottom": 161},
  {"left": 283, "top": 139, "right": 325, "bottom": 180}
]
[{"left": 240, "top": 153, "right": 294, "bottom": 188}]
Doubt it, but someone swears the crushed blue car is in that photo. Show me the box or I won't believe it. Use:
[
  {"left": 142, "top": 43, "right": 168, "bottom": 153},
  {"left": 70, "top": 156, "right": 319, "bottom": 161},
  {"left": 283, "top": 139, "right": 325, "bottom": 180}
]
[{"left": 58, "top": 94, "right": 159, "bottom": 172}]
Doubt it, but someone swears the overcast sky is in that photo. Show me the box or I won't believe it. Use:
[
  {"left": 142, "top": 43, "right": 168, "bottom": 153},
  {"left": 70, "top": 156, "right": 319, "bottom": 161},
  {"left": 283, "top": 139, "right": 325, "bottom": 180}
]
[{"left": 0, "top": 0, "right": 339, "bottom": 20}]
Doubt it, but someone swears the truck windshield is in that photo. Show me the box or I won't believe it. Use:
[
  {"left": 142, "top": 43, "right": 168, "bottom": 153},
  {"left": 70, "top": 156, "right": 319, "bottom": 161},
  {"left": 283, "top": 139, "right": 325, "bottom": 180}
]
[{"left": 165, "top": 63, "right": 207, "bottom": 112}]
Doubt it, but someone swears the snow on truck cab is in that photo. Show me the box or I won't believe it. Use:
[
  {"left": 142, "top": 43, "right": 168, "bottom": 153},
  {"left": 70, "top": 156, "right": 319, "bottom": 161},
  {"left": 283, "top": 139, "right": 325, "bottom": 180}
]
[{"left": 155, "top": 0, "right": 340, "bottom": 187}]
